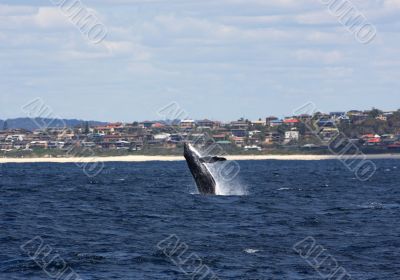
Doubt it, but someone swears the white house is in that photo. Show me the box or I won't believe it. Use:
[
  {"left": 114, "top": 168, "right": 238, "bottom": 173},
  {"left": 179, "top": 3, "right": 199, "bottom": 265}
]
[
  {"left": 180, "top": 120, "right": 196, "bottom": 129},
  {"left": 154, "top": 133, "right": 171, "bottom": 141},
  {"left": 284, "top": 130, "right": 300, "bottom": 143},
  {"left": 6, "top": 135, "right": 25, "bottom": 142}
]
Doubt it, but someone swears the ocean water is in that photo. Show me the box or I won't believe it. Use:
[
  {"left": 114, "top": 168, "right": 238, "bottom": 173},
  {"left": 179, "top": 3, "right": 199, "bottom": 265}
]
[{"left": 1, "top": 159, "right": 399, "bottom": 279}]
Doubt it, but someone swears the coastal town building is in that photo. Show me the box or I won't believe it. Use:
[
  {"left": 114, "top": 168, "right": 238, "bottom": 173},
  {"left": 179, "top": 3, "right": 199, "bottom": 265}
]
[
  {"left": 283, "top": 118, "right": 300, "bottom": 126},
  {"left": 284, "top": 129, "right": 300, "bottom": 144},
  {"left": 269, "top": 120, "right": 283, "bottom": 127},
  {"left": 180, "top": 120, "right": 196, "bottom": 130},
  {"left": 1, "top": 108, "right": 400, "bottom": 154},
  {"left": 265, "top": 132, "right": 281, "bottom": 145},
  {"left": 197, "top": 119, "right": 218, "bottom": 129}
]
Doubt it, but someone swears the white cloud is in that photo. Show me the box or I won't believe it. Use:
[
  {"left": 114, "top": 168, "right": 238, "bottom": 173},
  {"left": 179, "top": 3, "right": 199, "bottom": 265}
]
[
  {"left": 0, "top": 0, "right": 399, "bottom": 120},
  {"left": 0, "top": 4, "right": 35, "bottom": 16},
  {"left": 102, "top": 40, "right": 151, "bottom": 59},
  {"left": 295, "top": 49, "right": 344, "bottom": 64},
  {"left": 0, "top": 5, "right": 71, "bottom": 30},
  {"left": 384, "top": 0, "right": 400, "bottom": 9},
  {"left": 222, "top": 0, "right": 313, "bottom": 8},
  {"left": 219, "top": 15, "right": 286, "bottom": 25},
  {"left": 34, "top": 7, "right": 70, "bottom": 28},
  {"left": 295, "top": 11, "right": 338, "bottom": 25},
  {"left": 143, "top": 14, "right": 292, "bottom": 45},
  {"left": 305, "top": 31, "right": 350, "bottom": 44}
]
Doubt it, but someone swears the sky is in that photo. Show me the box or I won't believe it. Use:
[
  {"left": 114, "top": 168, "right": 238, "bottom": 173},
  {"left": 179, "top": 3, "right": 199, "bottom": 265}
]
[{"left": 0, "top": 0, "right": 399, "bottom": 122}]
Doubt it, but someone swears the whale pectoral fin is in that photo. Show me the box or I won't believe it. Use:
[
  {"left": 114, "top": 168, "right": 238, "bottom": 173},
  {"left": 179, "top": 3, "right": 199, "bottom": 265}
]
[
  {"left": 200, "top": 156, "right": 227, "bottom": 163},
  {"left": 211, "top": 156, "right": 227, "bottom": 162},
  {"left": 199, "top": 157, "right": 210, "bottom": 163}
]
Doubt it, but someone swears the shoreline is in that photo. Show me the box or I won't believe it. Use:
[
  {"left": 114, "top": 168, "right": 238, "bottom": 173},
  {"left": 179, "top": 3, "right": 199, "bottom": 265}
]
[{"left": 1, "top": 154, "right": 400, "bottom": 163}]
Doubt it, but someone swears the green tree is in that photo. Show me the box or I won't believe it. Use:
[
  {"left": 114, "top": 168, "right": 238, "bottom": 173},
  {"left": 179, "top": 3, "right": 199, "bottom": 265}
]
[
  {"left": 297, "top": 122, "right": 307, "bottom": 135},
  {"left": 277, "top": 124, "right": 289, "bottom": 135},
  {"left": 368, "top": 107, "right": 383, "bottom": 118},
  {"left": 388, "top": 110, "right": 400, "bottom": 131},
  {"left": 2, "top": 120, "right": 8, "bottom": 131},
  {"left": 84, "top": 121, "right": 90, "bottom": 134}
]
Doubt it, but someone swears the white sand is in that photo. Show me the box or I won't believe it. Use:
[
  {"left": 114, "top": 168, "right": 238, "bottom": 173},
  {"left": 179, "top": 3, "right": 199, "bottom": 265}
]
[{"left": 0, "top": 154, "right": 399, "bottom": 163}]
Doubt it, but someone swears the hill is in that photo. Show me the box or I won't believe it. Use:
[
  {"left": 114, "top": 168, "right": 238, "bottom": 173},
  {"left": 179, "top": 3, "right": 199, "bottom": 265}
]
[{"left": 0, "top": 118, "right": 107, "bottom": 131}]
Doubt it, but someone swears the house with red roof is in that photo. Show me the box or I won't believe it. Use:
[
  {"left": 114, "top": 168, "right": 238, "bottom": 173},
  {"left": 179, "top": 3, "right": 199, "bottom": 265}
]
[
  {"left": 361, "top": 134, "right": 381, "bottom": 145},
  {"left": 151, "top": 122, "right": 165, "bottom": 129},
  {"left": 283, "top": 118, "right": 300, "bottom": 126}
]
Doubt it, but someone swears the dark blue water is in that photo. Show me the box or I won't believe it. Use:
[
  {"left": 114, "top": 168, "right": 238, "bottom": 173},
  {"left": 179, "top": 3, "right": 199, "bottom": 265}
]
[{"left": 1, "top": 160, "right": 399, "bottom": 279}]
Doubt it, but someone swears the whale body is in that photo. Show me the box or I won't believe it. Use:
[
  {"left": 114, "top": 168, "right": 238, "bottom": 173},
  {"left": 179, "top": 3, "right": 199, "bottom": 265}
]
[{"left": 184, "top": 143, "right": 226, "bottom": 195}]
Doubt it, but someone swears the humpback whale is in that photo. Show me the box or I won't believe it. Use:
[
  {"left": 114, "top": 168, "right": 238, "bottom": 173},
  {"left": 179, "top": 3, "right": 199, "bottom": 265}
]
[{"left": 184, "top": 143, "right": 226, "bottom": 195}]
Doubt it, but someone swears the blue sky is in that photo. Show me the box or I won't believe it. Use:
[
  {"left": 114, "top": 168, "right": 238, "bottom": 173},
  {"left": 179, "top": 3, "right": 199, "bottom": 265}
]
[{"left": 0, "top": 0, "right": 399, "bottom": 122}]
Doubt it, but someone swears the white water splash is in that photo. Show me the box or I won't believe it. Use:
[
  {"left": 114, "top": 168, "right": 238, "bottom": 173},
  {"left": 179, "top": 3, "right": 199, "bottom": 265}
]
[
  {"left": 244, "top": 248, "right": 260, "bottom": 254},
  {"left": 192, "top": 144, "right": 248, "bottom": 196},
  {"left": 207, "top": 162, "right": 248, "bottom": 196}
]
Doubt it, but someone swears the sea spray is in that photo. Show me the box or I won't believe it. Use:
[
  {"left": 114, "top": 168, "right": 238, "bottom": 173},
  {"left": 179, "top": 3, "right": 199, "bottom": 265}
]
[
  {"left": 194, "top": 145, "right": 247, "bottom": 196},
  {"left": 207, "top": 163, "right": 248, "bottom": 196},
  {"left": 189, "top": 145, "right": 247, "bottom": 196}
]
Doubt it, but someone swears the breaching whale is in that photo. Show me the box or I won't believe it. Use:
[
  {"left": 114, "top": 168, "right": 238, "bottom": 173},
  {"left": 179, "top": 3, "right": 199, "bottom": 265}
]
[{"left": 184, "top": 143, "right": 226, "bottom": 195}]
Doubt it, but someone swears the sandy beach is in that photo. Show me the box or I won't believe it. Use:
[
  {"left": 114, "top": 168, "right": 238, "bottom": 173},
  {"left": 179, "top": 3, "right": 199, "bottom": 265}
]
[{"left": 0, "top": 154, "right": 400, "bottom": 163}]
